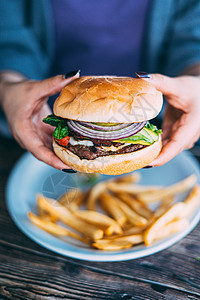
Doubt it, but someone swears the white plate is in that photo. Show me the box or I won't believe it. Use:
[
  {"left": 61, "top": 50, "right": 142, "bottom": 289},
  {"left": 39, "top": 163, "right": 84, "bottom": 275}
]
[{"left": 6, "top": 151, "right": 200, "bottom": 262}]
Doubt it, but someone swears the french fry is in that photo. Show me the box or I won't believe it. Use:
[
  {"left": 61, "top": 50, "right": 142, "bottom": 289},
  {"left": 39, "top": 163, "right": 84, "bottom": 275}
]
[
  {"left": 60, "top": 191, "right": 86, "bottom": 212},
  {"left": 123, "top": 226, "right": 147, "bottom": 236},
  {"left": 154, "top": 195, "right": 175, "bottom": 218},
  {"left": 114, "top": 198, "right": 148, "bottom": 226},
  {"left": 93, "top": 234, "right": 143, "bottom": 250},
  {"left": 138, "top": 175, "right": 197, "bottom": 203},
  {"left": 107, "top": 182, "right": 161, "bottom": 195},
  {"left": 37, "top": 194, "right": 103, "bottom": 240},
  {"left": 87, "top": 181, "right": 106, "bottom": 210},
  {"left": 116, "top": 192, "right": 152, "bottom": 219},
  {"left": 112, "top": 172, "right": 141, "bottom": 184},
  {"left": 165, "top": 174, "right": 197, "bottom": 195},
  {"left": 59, "top": 188, "right": 82, "bottom": 206},
  {"left": 104, "top": 233, "right": 143, "bottom": 244},
  {"left": 38, "top": 204, "right": 58, "bottom": 222},
  {"left": 121, "top": 223, "right": 133, "bottom": 231},
  {"left": 73, "top": 210, "right": 122, "bottom": 235},
  {"left": 66, "top": 202, "right": 79, "bottom": 211},
  {"left": 99, "top": 192, "right": 127, "bottom": 226},
  {"left": 155, "top": 219, "right": 189, "bottom": 241},
  {"left": 38, "top": 206, "right": 49, "bottom": 218},
  {"left": 180, "top": 185, "right": 200, "bottom": 218},
  {"left": 144, "top": 202, "right": 185, "bottom": 246},
  {"left": 92, "top": 240, "right": 132, "bottom": 250},
  {"left": 145, "top": 196, "right": 175, "bottom": 228},
  {"left": 28, "top": 212, "right": 88, "bottom": 244},
  {"left": 104, "top": 226, "right": 120, "bottom": 236}
]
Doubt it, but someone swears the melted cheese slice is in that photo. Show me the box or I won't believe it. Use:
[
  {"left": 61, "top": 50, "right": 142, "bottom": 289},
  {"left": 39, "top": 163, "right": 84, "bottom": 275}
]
[{"left": 99, "top": 143, "right": 131, "bottom": 152}]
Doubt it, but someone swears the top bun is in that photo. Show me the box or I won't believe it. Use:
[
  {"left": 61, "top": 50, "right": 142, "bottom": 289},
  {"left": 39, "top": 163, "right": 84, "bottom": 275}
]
[{"left": 53, "top": 76, "right": 163, "bottom": 123}]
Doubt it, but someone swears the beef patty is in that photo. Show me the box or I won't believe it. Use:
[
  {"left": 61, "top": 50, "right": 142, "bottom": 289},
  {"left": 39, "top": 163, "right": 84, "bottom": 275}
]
[
  {"left": 57, "top": 138, "right": 146, "bottom": 160},
  {"left": 56, "top": 130, "right": 147, "bottom": 160}
]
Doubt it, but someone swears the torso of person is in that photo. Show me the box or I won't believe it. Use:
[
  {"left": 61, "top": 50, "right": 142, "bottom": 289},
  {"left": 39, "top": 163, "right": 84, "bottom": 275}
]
[{"left": 50, "top": 0, "right": 150, "bottom": 77}]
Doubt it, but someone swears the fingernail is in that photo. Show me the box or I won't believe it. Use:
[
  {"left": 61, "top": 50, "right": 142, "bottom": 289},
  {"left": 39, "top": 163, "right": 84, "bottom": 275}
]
[
  {"left": 62, "top": 169, "right": 77, "bottom": 173},
  {"left": 143, "top": 165, "right": 153, "bottom": 169},
  {"left": 135, "top": 72, "right": 151, "bottom": 79},
  {"left": 64, "top": 70, "right": 80, "bottom": 79}
]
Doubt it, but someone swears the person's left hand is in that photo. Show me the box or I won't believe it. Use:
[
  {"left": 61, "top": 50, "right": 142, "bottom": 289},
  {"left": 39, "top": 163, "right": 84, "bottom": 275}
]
[{"left": 144, "top": 74, "right": 200, "bottom": 166}]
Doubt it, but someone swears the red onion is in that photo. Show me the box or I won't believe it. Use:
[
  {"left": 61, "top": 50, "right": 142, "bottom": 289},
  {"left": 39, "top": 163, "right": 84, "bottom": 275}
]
[
  {"left": 78, "top": 121, "right": 131, "bottom": 131},
  {"left": 67, "top": 120, "right": 146, "bottom": 140}
]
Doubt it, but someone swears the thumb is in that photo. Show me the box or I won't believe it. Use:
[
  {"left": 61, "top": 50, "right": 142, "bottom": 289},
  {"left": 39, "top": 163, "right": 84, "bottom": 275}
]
[
  {"left": 144, "top": 73, "right": 182, "bottom": 98},
  {"left": 33, "top": 71, "right": 80, "bottom": 99}
]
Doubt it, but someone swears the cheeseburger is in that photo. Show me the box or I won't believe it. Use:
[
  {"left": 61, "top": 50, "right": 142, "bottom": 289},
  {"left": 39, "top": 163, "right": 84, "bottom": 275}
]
[{"left": 43, "top": 76, "right": 163, "bottom": 175}]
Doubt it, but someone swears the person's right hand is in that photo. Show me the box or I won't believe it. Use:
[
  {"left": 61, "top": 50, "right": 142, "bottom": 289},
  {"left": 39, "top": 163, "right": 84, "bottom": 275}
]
[{"left": 0, "top": 73, "right": 79, "bottom": 170}]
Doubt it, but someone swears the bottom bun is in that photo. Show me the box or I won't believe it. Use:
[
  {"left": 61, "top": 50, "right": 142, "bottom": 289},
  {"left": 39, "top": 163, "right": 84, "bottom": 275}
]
[{"left": 53, "top": 137, "right": 162, "bottom": 175}]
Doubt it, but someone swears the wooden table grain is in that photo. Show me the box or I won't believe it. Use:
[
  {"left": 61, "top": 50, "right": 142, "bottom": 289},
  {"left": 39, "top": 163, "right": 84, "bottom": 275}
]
[{"left": 0, "top": 136, "right": 200, "bottom": 300}]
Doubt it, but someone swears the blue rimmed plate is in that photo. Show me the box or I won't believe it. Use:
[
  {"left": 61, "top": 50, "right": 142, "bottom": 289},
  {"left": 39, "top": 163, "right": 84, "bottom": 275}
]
[{"left": 6, "top": 151, "right": 200, "bottom": 261}]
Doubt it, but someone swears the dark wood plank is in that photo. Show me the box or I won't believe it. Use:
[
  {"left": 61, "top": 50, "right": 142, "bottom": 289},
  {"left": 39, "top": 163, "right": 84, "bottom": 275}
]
[
  {"left": 0, "top": 242, "right": 199, "bottom": 300},
  {"left": 0, "top": 137, "right": 24, "bottom": 175}
]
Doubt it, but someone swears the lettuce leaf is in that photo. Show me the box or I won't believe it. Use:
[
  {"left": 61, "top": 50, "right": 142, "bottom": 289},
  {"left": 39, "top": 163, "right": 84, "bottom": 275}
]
[
  {"left": 53, "top": 124, "right": 69, "bottom": 139},
  {"left": 43, "top": 114, "right": 66, "bottom": 127},
  {"left": 43, "top": 114, "right": 69, "bottom": 139},
  {"left": 146, "top": 121, "right": 163, "bottom": 135}
]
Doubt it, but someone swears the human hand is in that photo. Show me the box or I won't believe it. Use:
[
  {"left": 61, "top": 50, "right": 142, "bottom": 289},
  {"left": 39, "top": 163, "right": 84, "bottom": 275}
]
[
  {"left": 0, "top": 72, "right": 79, "bottom": 170},
  {"left": 145, "top": 74, "right": 200, "bottom": 166}
]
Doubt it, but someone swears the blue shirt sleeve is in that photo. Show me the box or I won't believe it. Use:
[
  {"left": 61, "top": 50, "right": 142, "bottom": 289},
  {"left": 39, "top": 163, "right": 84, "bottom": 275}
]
[
  {"left": 0, "top": 0, "right": 53, "bottom": 80},
  {"left": 163, "top": 0, "right": 200, "bottom": 76}
]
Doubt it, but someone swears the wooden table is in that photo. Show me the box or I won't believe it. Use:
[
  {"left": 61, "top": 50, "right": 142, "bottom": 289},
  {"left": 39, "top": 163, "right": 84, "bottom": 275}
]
[{"left": 0, "top": 136, "right": 200, "bottom": 300}]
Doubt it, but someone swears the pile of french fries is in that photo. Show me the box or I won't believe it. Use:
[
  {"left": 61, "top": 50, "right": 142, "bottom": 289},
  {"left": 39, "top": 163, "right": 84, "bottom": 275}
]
[{"left": 28, "top": 173, "right": 200, "bottom": 251}]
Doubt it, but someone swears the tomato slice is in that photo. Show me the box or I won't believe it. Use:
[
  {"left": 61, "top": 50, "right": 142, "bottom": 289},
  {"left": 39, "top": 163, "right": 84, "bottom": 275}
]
[{"left": 55, "top": 136, "right": 70, "bottom": 146}]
